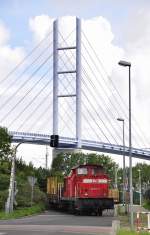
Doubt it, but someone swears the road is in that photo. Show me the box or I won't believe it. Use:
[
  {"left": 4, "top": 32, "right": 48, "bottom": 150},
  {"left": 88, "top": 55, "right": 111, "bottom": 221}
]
[{"left": 0, "top": 209, "right": 115, "bottom": 235}]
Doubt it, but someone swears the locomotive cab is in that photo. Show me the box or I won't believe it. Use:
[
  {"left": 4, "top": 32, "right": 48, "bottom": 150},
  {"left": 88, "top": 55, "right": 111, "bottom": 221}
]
[{"left": 74, "top": 164, "right": 109, "bottom": 199}]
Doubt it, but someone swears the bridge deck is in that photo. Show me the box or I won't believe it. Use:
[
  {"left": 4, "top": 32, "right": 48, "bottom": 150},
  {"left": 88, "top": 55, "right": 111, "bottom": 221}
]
[{"left": 9, "top": 131, "right": 150, "bottom": 161}]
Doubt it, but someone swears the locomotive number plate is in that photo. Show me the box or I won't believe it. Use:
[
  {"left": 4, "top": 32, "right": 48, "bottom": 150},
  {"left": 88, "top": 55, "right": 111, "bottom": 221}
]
[{"left": 83, "top": 179, "right": 107, "bottom": 183}]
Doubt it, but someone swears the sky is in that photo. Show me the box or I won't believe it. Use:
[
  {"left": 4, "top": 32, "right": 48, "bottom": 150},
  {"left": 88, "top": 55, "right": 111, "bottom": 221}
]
[{"left": 0, "top": 0, "right": 150, "bottom": 168}]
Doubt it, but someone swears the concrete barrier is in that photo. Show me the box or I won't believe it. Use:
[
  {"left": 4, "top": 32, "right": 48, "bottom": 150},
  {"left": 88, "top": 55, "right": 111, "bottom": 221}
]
[{"left": 111, "top": 220, "right": 120, "bottom": 235}]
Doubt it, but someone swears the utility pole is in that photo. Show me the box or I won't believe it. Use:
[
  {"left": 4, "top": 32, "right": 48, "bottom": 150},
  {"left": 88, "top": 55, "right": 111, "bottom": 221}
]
[
  {"left": 45, "top": 146, "right": 48, "bottom": 169},
  {"left": 5, "top": 143, "right": 22, "bottom": 213},
  {"left": 117, "top": 118, "right": 126, "bottom": 207},
  {"left": 28, "top": 176, "right": 37, "bottom": 206},
  {"left": 115, "top": 165, "right": 118, "bottom": 189},
  {"left": 138, "top": 169, "right": 142, "bottom": 206},
  {"left": 118, "top": 60, "right": 133, "bottom": 229}
]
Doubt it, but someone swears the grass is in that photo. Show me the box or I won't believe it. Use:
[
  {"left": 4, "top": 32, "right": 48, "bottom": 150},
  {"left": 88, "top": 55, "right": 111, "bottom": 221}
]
[
  {"left": 117, "top": 229, "right": 150, "bottom": 235},
  {"left": 0, "top": 203, "right": 45, "bottom": 219}
]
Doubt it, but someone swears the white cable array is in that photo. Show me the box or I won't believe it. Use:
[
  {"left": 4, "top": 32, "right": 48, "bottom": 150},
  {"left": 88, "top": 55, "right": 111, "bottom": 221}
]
[
  {"left": 16, "top": 82, "right": 53, "bottom": 132},
  {"left": 0, "top": 56, "right": 52, "bottom": 123},
  {"left": 59, "top": 31, "right": 120, "bottom": 144},
  {"left": 58, "top": 33, "right": 104, "bottom": 140},
  {"left": 0, "top": 30, "right": 52, "bottom": 86},
  {"left": 82, "top": 31, "right": 149, "bottom": 148},
  {"left": 8, "top": 73, "right": 51, "bottom": 128}
]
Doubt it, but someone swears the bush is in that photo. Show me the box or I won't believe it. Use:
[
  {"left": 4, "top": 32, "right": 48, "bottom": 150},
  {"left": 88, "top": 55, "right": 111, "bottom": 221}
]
[
  {"left": 144, "top": 188, "right": 150, "bottom": 203},
  {"left": 16, "top": 182, "right": 46, "bottom": 207},
  {"left": 0, "top": 174, "right": 9, "bottom": 190},
  {"left": 0, "top": 190, "right": 8, "bottom": 210}
]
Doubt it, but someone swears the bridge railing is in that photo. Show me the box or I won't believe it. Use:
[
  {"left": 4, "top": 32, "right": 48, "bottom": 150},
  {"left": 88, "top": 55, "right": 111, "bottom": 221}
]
[{"left": 9, "top": 131, "right": 150, "bottom": 160}]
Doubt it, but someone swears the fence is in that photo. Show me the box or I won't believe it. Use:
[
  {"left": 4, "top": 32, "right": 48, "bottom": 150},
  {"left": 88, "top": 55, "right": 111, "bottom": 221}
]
[{"left": 136, "top": 211, "right": 150, "bottom": 232}]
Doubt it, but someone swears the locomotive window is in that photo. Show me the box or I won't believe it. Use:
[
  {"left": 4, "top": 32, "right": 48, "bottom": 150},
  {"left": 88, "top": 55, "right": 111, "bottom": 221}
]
[
  {"left": 92, "top": 168, "right": 103, "bottom": 175},
  {"left": 77, "top": 168, "right": 87, "bottom": 175}
]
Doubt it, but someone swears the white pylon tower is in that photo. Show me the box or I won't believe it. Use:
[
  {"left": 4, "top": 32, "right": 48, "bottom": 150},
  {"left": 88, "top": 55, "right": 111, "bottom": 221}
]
[{"left": 53, "top": 17, "right": 81, "bottom": 148}]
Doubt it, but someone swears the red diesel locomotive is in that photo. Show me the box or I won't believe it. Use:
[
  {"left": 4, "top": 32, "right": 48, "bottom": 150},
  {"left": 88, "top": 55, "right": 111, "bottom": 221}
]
[{"left": 47, "top": 164, "right": 114, "bottom": 215}]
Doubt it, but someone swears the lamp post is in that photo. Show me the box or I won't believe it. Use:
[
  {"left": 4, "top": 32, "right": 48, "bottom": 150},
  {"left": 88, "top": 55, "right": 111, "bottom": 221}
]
[
  {"left": 5, "top": 142, "right": 23, "bottom": 213},
  {"left": 115, "top": 165, "right": 118, "bottom": 189},
  {"left": 138, "top": 169, "right": 142, "bottom": 206},
  {"left": 118, "top": 60, "right": 133, "bottom": 229},
  {"left": 117, "top": 118, "right": 126, "bottom": 207}
]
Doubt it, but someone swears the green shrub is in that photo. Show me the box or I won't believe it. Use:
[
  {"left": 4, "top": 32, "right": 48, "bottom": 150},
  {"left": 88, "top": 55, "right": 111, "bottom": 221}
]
[
  {"left": 143, "top": 201, "right": 150, "bottom": 210},
  {"left": 16, "top": 182, "right": 46, "bottom": 207},
  {"left": 0, "top": 174, "right": 9, "bottom": 190},
  {"left": 0, "top": 190, "right": 8, "bottom": 210}
]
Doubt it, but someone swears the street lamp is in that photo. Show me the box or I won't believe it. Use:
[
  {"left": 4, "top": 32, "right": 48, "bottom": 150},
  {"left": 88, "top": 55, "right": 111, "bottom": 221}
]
[
  {"left": 117, "top": 118, "right": 126, "bottom": 207},
  {"left": 114, "top": 165, "right": 118, "bottom": 189},
  {"left": 138, "top": 169, "right": 142, "bottom": 206},
  {"left": 118, "top": 60, "right": 133, "bottom": 229}
]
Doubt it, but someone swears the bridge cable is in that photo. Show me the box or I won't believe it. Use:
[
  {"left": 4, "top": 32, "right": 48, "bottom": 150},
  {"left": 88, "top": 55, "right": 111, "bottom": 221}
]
[
  {"left": 8, "top": 72, "right": 51, "bottom": 128},
  {"left": 16, "top": 84, "right": 53, "bottom": 131},
  {"left": 0, "top": 30, "right": 52, "bottom": 85},
  {"left": 0, "top": 43, "right": 52, "bottom": 100},
  {"left": 81, "top": 56, "right": 123, "bottom": 143},
  {"left": 0, "top": 54, "right": 52, "bottom": 112},
  {"left": 58, "top": 32, "right": 118, "bottom": 144},
  {"left": 57, "top": 33, "right": 104, "bottom": 141},
  {"left": 82, "top": 78, "right": 117, "bottom": 144},
  {"left": 0, "top": 57, "right": 52, "bottom": 123},
  {"left": 82, "top": 31, "right": 148, "bottom": 148},
  {"left": 82, "top": 35, "right": 145, "bottom": 147}
]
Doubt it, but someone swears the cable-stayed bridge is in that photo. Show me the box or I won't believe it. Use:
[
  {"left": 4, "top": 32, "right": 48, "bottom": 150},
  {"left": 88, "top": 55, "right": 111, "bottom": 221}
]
[{"left": 0, "top": 17, "right": 150, "bottom": 160}]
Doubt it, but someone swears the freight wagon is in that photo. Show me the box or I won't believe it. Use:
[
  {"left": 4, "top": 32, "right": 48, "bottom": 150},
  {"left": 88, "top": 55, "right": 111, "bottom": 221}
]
[{"left": 47, "top": 164, "right": 114, "bottom": 216}]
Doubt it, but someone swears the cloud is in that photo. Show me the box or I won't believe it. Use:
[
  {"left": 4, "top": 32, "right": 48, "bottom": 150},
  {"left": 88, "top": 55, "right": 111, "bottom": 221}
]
[
  {"left": 114, "top": 8, "right": 150, "bottom": 145},
  {"left": 0, "top": 20, "right": 26, "bottom": 78},
  {"left": 29, "top": 15, "right": 54, "bottom": 42}
]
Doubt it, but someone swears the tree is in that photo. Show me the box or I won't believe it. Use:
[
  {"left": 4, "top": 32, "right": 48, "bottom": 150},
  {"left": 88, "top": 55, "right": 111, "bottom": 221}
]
[
  {"left": 0, "top": 127, "right": 12, "bottom": 160},
  {"left": 51, "top": 152, "right": 117, "bottom": 179}
]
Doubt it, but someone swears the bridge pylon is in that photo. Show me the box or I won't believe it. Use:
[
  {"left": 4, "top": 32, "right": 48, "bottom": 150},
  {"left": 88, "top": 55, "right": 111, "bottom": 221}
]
[{"left": 53, "top": 17, "right": 82, "bottom": 149}]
